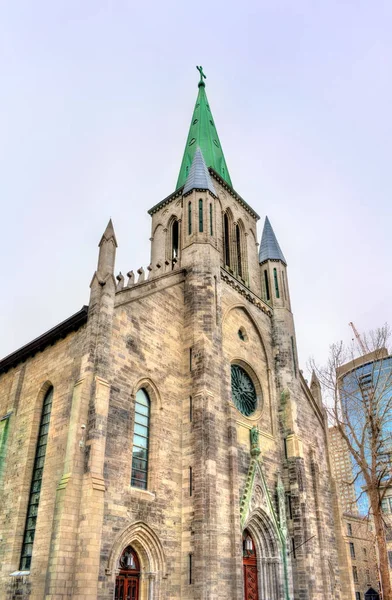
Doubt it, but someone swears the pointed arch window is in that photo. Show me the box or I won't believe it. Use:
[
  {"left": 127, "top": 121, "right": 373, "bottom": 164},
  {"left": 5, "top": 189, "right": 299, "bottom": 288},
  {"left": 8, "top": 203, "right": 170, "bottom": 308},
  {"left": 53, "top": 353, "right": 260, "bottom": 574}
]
[
  {"left": 199, "top": 199, "right": 203, "bottom": 232},
  {"left": 20, "top": 386, "right": 53, "bottom": 571},
  {"left": 131, "top": 389, "right": 150, "bottom": 490},
  {"left": 188, "top": 201, "right": 192, "bottom": 235},
  {"left": 224, "top": 213, "right": 230, "bottom": 267},
  {"left": 172, "top": 220, "right": 179, "bottom": 262},
  {"left": 236, "top": 225, "right": 242, "bottom": 278}
]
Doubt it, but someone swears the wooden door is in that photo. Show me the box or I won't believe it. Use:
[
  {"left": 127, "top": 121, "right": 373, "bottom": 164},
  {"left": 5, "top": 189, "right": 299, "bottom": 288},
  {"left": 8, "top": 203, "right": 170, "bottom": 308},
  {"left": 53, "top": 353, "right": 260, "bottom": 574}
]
[
  {"left": 243, "top": 530, "right": 259, "bottom": 600},
  {"left": 115, "top": 546, "right": 140, "bottom": 600},
  {"left": 243, "top": 560, "right": 259, "bottom": 600},
  {"left": 115, "top": 574, "right": 139, "bottom": 600}
]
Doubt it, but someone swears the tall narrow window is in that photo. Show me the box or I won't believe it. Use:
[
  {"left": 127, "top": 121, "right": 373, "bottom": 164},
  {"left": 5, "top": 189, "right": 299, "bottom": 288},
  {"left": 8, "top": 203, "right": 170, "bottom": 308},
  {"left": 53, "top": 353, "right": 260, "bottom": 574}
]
[
  {"left": 0, "top": 413, "right": 10, "bottom": 481},
  {"left": 189, "top": 553, "right": 193, "bottom": 584},
  {"left": 224, "top": 213, "right": 230, "bottom": 267},
  {"left": 199, "top": 199, "right": 203, "bottom": 232},
  {"left": 291, "top": 538, "right": 296, "bottom": 559},
  {"left": 210, "top": 203, "right": 213, "bottom": 236},
  {"left": 131, "top": 389, "right": 150, "bottom": 490},
  {"left": 236, "top": 225, "right": 242, "bottom": 278},
  {"left": 264, "top": 270, "right": 270, "bottom": 301},
  {"left": 273, "top": 268, "right": 280, "bottom": 298},
  {"left": 20, "top": 387, "right": 53, "bottom": 571},
  {"left": 188, "top": 202, "right": 192, "bottom": 235},
  {"left": 349, "top": 542, "right": 355, "bottom": 558},
  {"left": 189, "top": 466, "right": 193, "bottom": 496},
  {"left": 172, "top": 220, "right": 179, "bottom": 262},
  {"left": 189, "top": 396, "right": 193, "bottom": 422}
]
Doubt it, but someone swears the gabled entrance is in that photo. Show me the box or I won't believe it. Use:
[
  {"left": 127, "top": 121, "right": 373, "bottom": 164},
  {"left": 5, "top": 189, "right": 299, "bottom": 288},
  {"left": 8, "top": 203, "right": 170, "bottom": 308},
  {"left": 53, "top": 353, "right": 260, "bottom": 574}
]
[{"left": 115, "top": 546, "right": 140, "bottom": 600}]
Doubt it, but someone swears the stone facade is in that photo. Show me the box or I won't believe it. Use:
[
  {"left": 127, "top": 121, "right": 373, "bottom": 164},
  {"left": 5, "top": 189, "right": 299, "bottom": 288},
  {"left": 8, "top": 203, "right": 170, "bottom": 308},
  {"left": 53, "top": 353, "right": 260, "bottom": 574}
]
[{"left": 0, "top": 80, "right": 347, "bottom": 600}]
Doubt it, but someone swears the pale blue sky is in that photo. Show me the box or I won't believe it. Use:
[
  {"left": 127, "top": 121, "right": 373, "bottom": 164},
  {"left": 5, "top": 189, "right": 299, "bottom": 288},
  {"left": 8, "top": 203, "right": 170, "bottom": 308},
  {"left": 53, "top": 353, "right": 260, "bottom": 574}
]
[{"left": 1, "top": 0, "right": 391, "bottom": 372}]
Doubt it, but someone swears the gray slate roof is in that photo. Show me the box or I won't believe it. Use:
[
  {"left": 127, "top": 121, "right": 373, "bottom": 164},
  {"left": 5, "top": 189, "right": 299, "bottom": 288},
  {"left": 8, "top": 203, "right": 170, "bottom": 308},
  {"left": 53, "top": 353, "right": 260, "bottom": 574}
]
[
  {"left": 183, "top": 147, "right": 217, "bottom": 196},
  {"left": 259, "top": 217, "right": 287, "bottom": 264}
]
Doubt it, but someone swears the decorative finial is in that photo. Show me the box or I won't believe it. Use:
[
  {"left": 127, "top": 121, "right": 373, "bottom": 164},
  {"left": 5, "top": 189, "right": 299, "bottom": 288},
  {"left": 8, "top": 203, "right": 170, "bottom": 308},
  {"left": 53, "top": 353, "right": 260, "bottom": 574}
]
[
  {"left": 250, "top": 426, "right": 261, "bottom": 458},
  {"left": 196, "top": 65, "right": 206, "bottom": 87}
]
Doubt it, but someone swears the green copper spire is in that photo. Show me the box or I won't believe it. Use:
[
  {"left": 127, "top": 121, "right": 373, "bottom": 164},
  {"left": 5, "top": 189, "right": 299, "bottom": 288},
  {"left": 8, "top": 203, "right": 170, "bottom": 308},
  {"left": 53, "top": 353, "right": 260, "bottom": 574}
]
[{"left": 176, "top": 67, "right": 232, "bottom": 190}]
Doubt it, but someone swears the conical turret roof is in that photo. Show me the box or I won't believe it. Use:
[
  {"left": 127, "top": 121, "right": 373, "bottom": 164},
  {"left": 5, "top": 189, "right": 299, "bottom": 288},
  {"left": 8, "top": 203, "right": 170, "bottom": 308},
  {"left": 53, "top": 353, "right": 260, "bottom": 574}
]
[
  {"left": 259, "top": 217, "right": 286, "bottom": 265},
  {"left": 99, "top": 218, "right": 117, "bottom": 247},
  {"left": 183, "top": 147, "right": 217, "bottom": 196},
  {"left": 176, "top": 67, "right": 232, "bottom": 190}
]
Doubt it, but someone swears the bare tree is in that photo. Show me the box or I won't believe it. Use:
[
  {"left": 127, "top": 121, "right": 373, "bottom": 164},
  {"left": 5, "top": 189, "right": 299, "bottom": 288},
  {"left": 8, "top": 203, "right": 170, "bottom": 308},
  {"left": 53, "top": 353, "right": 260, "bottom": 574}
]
[{"left": 310, "top": 324, "right": 392, "bottom": 600}]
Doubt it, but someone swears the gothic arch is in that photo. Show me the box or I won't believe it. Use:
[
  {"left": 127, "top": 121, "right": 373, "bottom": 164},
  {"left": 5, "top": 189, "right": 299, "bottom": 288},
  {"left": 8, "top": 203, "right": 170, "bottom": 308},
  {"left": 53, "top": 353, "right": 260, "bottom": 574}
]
[
  {"left": 107, "top": 521, "right": 167, "bottom": 576},
  {"left": 222, "top": 304, "right": 271, "bottom": 370},
  {"left": 222, "top": 207, "right": 234, "bottom": 268},
  {"left": 107, "top": 521, "right": 167, "bottom": 600},
  {"left": 245, "top": 508, "right": 285, "bottom": 600},
  {"left": 234, "top": 218, "right": 248, "bottom": 281},
  {"left": 152, "top": 222, "right": 164, "bottom": 239},
  {"left": 131, "top": 378, "right": 163, "bottom": 411},
  {"left": 165, "top": 215, "right": 181, "bottom": 265}
]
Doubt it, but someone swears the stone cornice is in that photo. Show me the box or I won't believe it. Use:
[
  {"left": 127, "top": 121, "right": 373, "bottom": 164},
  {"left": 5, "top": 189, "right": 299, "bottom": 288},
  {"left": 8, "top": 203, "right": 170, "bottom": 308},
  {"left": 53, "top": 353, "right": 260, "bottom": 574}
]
[{"left": 148, "top": 188, "right": 184, "bottom": 216}]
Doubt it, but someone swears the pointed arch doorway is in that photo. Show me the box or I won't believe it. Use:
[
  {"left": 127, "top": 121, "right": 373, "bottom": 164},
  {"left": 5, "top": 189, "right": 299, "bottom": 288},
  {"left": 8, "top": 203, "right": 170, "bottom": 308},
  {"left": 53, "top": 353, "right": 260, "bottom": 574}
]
[
  {"left": 243, "top": 529, "right": 259, "bottom": 600},
  {"left": 115, "top": 546, "right": 140, "bottom": 600}
]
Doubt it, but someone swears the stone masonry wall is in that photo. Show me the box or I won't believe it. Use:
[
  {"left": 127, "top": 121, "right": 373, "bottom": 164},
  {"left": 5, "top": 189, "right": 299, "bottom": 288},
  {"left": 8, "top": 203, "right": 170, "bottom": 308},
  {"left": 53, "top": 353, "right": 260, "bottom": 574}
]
[{"left": 0, "top": 327, "right": 86, "bottom": 600}]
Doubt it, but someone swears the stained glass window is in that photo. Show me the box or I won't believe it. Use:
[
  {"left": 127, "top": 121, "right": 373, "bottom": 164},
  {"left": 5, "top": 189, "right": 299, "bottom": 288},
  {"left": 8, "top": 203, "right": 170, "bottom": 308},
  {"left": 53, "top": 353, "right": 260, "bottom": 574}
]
[
  {"left": 20, "top": 387, "right": 53, "bottom": 571},
  {"left": 231, "top": 365, "right": 257, "bottom": 417},
  {"left": 131, "top": 389, "right": 150, "bottom": 490}
]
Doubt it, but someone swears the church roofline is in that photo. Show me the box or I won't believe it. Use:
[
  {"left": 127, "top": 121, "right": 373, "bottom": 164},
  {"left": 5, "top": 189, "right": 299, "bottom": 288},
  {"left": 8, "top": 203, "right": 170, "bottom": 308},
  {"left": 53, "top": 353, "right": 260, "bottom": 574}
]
[
  {"left": 148, "top": 188, "right": 183, "bottom": 216},
  {"left": 148, "top": 168, "right": 260, "bottom": 220},
  {"left": 208, "top": 168, "right": 260, "bottom": 220},
  {"left": 0, "top": 305, "right": 89, "bottom": 375}
]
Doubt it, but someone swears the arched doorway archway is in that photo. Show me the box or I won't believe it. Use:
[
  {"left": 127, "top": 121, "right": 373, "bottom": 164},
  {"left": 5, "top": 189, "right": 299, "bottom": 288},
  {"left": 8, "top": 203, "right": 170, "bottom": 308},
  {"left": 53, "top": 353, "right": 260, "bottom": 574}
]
[
  {"left": 245, "top": 508, "right": 285, "bottom": 600},
  {"left": 115, "top": 546, "right": 140, "bottom": 600},
  {"left": 107, "top": 521, "right": 167, "bottom": 600}
]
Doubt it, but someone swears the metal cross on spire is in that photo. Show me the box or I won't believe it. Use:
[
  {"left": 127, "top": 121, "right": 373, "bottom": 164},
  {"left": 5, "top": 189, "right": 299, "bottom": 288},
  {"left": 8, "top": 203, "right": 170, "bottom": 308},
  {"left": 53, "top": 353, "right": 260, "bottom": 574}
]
[{"left": 196, "top": 65, "right": 206, "bottom": 87}]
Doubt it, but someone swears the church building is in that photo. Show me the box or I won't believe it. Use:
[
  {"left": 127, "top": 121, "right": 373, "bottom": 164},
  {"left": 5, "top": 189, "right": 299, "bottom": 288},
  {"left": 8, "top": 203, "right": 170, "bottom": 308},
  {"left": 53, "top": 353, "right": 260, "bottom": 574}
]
[{"left": 0, "top": 68, "right": 346, "bottom": 599}]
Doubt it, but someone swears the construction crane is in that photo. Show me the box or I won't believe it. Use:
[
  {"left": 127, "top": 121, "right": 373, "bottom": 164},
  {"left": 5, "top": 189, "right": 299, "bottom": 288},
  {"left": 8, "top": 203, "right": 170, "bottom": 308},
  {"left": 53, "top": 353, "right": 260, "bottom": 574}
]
[{"left": 349, "top": 321, "right": 367, "bottom": 355}]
